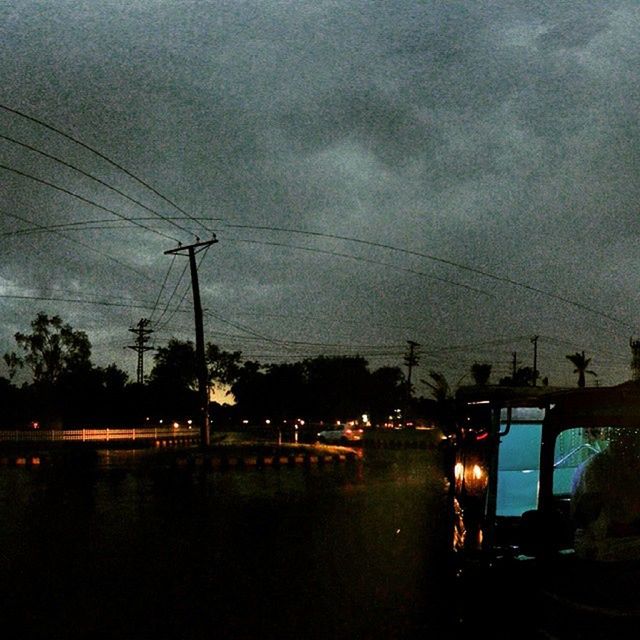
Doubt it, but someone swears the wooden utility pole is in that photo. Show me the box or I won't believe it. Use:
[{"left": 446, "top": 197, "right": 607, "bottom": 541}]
[
  {"left": 531, "top": 335, "right": 539, "bottom": 386},
  {"left": 164, "top": 237, "right": 218, "bottom": 447},
  {"left": 631, "top": 337, "right": 640, "bottom": 381},
  {"left": 127, "top": 318, "right": 153, "bottom": 384}
]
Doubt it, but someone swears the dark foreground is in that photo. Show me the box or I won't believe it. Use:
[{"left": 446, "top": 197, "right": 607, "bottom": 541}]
[{"left": 0, "top": 447, "right": 453, "bottom": 640}]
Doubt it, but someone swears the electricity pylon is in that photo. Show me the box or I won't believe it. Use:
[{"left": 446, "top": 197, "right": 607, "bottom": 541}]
[{"left": 127, "top": 318, "right": 154, "bottom": 384}]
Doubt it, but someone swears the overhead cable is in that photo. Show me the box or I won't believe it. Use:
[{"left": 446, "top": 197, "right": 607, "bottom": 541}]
[{"left": 0, "top": 102, "right": 214, "bottom": 235}]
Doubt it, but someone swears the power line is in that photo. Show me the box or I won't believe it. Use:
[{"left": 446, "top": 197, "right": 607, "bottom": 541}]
[
  {"left": 149, "top": 253, "right": 177, "bottom": 322},
  {"left": 537, "top": 334, "right": 630, "bottom": 360},
  {"left": 204, "top": 309, "right": 284, "bottom": 346},
  {"left": 0, "top": 216, "right": 222, "bottom": 239},
  {"left": 0, "top": 283, "right": 162, "bottom": 308},
  {"left": 153, "top": 260, "right": 191, "bottom": 328},
  {"left": 0, "top": 208, "right": 157, "bottom": 285},
  {"left": 3, "top": 208, "right": 634, "bottom": 335},
  {"left": 0, "top": 292, "right": 186, "bottom": 311},
  {"left": 0, "top": 132, "right": 196, "bottom": 237},
  {"left": 420, "top": 335, "right": 534, "bottom": 355},
  {"left": 227, "top": 237, "right": 492, "bottom": 297},
  {"left": 225, "top": 223, "right": 635, "bottom": 330},
  {"left": 0, "top": 208, "right": 198, "bottom": 348},
  {"left": 0, "top": 102, "right": 214, "bottom": 236},
  {"left": 203, "top": 307, "right": 332, "bottom": 350},
  {"left": 155, "top": 243, "right": 213, "bottom": 333},
  {"left": 150, "top": 322, "right": 407, "bottom": 350},
  {"left": 234, "top": 352, "right": 407, "bottom": 361},
  {"left": 154, "top": 279, "right": 192, "bottom": 334},
  {"left": 0, "top": 162, "right": 180, "bottom": 242}
]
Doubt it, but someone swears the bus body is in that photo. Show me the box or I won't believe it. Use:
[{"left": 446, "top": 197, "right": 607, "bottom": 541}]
[{"left": 450, "top": 381, "right": 640, "bottom": 638}]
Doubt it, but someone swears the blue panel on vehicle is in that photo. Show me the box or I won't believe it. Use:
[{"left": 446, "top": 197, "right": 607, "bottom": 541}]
[{"left": 496, "top": 423, "right": 543, "bottom": 515}]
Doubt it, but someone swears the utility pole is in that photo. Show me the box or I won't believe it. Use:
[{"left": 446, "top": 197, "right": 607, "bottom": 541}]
[
  {"left": 127, "top": 318, "right": 154, "bottom": 384},
  {"left": 404, "top": 340, "right": 420, "bottom": 422},
  {"left": 165, "top": 237, "right": 218, "bottom": 447},
  {"left": 630, "top": 337, "right": 640, "bottom": 381},
  {"left": 512, "top": 352, "right": 518, "bottom": 379},
  {"left": 531, "top": 335, "right": 539, "bottom": 386}
]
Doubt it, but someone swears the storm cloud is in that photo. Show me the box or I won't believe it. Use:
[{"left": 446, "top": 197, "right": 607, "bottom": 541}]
[{"left": 1, "top": 0, "right": 639, "bottom": 390}]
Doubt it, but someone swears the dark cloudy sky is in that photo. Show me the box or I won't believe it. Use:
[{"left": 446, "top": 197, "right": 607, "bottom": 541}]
[{"left": 1, "top": 0, "right": 639, "bottom": 392}]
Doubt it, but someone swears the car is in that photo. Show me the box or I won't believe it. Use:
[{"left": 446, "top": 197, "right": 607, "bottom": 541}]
[{"left": 316, "top": 424, "right": 363, "bottom": 445}]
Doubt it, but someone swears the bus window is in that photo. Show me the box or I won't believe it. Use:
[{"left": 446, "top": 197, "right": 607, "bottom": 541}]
[{"left": 553, "top": 428, "right": 605, "bottom": 497}]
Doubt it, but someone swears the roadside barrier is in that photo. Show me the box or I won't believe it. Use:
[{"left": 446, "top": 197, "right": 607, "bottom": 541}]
[
  {"left": 362, "top": 430, "right": 445, "bottom": 450},
  {"left": 171, "top": 449, "right": 359, "bottom": 471},
  {"left": 0, "top": 427, "right": 199, "bottom": 444},
  {"left": 0, "top": 450, "right": 359, "bottom": 471},
  {"left": 0, "top": 455, "right": 42, "bottom": 466},
  {"left": 154, "top": 437, "right": 199, "bottom": 448}
]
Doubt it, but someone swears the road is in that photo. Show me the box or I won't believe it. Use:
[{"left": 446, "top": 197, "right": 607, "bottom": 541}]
[{"left": 0, "top": 447, "right": 453, "bottom": 639}]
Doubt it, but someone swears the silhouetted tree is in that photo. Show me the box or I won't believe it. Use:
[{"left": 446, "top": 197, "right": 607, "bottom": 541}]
[
  {"left": 149, "top": 338, "right": 197, "bottom": 390},
  {"left": 0, "top": 376, "right": 21, "bottom": 428},
  {"left": 4, "top": 312, "right": 91, "bottom": 385},
  {"left": 147, "top": 339, "right": 198, "bottom": 421},
  {"left": 499, "top": 366, "right": 536, "bottom": 387},
  {"left": 56, "top": 362, "right": 130, "bottom": 427},
  {"left": 230, "top": 360, "right": 266, "bottom": 422},
  {"left": 230, "top": 356, "right": 404, "bottom": 426},
  {"left": 470, "top": 363, "right": 492, "bottom": 385},
  {"left": 368, "top": 366, "right": 406, "bottom": 424},
  {"left": 148, "top": 340, "right": 250, "bottom": 422},
  {"left": 3, "top": 313, "right": 94, "bottom": 428},
  {"left": 303, "top": 356, "right": 370, "bottom": 422},
  {"left": 262, "top": 362, "right": 307, "bottom": 420},
  {"left": 3, "top": 352, "right": 20, "bottom": 381},
  {"left": 421, "top": 370, "right": 456, "bottom": 433},
  {"left": 566, "top": 351, "right": 597, "bottom": 388},
  {"left": 206, "top": 343, "right": 242, "bottom": 401}
]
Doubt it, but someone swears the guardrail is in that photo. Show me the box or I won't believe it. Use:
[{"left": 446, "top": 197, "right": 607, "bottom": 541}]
[{"left": 0, "top": 427, "right": 199, "bottom": 443}]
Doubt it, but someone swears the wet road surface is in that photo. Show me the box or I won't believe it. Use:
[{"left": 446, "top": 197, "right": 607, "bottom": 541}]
[{"left": 0, "top": 447, "right": 453, "bottom": 639}]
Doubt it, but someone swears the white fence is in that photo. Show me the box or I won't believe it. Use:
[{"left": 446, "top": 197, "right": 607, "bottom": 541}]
[{"left": 0, "top": 427, "right": 199, "bottom": 443}]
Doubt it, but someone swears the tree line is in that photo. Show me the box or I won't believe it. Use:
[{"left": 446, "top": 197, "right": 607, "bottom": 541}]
[
  {"left": 0, "top": 313, "right": 601, "bottom": 430},
  {"left": 0, "top": 313, "right": 416, "bottom": 429}
]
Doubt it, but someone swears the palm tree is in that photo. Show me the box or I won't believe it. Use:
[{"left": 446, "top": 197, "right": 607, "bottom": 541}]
[
  {"left": 422, "top": 370, "right": 451, "bottom": 402},
  {"left": 421, "top": 371, "right": 457, "bottom": 435},
  {"left": 566, "top": 351, "right": 597, "bottom": 388}
]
